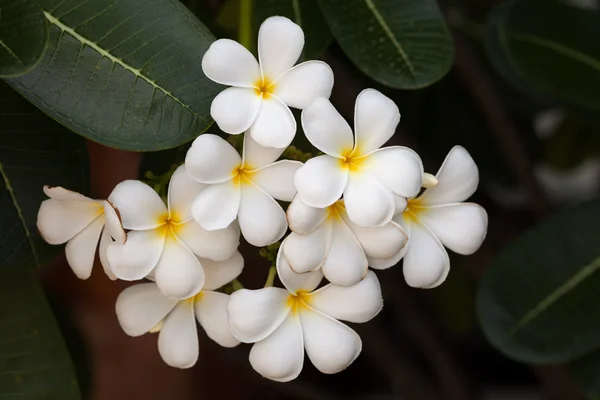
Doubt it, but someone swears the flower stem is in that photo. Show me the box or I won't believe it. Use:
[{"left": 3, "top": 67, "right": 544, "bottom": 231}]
[
  {"left": 231, "top": 279, "right": 244, "bottom": 292},
  {"left": 238, "top": 0, "right": 253, "bottom": 50},
  {"left": 264, "top": 265, "right": 277, "bottom": 287}
]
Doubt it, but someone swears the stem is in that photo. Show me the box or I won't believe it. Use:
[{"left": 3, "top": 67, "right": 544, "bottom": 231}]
[
  {"left": 238, "top": 0, "right": 253, "bottom": 50},
  {"left": 231, "top": 279, "right": 243, "bottom": 292},
  {"left": 264, "top": 265, "right": 276, "bottom": 287}
]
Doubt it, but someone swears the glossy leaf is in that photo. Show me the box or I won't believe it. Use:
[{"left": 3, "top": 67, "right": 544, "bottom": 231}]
[
  {"left": 318, "top": 0, "right": 453, "bottom": 89},
  {"left": 6, "top": 0, "right": 219, "bottom": 151}
]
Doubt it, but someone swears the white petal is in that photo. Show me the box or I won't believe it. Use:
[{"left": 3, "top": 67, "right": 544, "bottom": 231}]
[
  {"left": 167, "top": 165, "right": 206, "bottom": 222},
  {"left": 418, "top": 203, "right": 488, "bottom": 255},
  {"left": 286, "top": 195, "right": 327, "bottom": 234},
  {"left": 185, "top": 134, "right": 242, "bottom": 184},
  {"left": 368, "top": 244, "right": 408, "bottom": 270},
  {"left": 107, "top": 228, "right": 166, "bottom": 281},
  {"left": 345, "top": 217, "right": 407, "bottom": 259},
  {"left": 353, "top": 89, "right": 400, "bottom": 155},
  {"left": 195, "top": 291, "right": 240, "bottom": 348},
  {"left": 283, "top": 225, "right": 330, "bottom": 273},
  {"left": 102, "top": 201, "right": 125, "bottom": 245},
  {"left": 294, "top": 155, "right": 348, "bottom": 208},
  {"left": 65, "top": 216, "right": 104, "bottom": 279},
  {"left": 108, "top": 180, "right": 167, "bottom": 230},
  {"left": 248, "top": 97, "right": 296, "bottom": 149},
  {"left": 306, "top": 271, "right": 382, "bottom": 323},
  {"left": 227, "top": 287, "right": 291, "bottom": 342},
  {"left": 175, "top": 219, "right": 239, "bottom": 261},
  {"left": 258, "top": 16, "right": 304, "bottom": 80},
  {"left": 344, "top": 172, "right": 394, "bottom": 227},
  {"left": 202, "top": 250, "right": 244, "bottom": 290},
  {"left": 394, "top": 194, "right": 408, "bottom": 215},
  {"left": 211, "top": 87, "right": 262, "bottom": 135},
  {"left": 238, "top": 181, "right": 287, "bottom": 246},
  {"left": 361, "top": 147, "right": 424, "bottom": 198},
  {"left": 241, "top": 133, "right": 285, "bottom": 170},
  {"left": 43, "top": 185, "right": 90, "bottom": 201},
  {"left": 201, "top": 38, "right": 261, "bottom": 87},
  {"left": 37, "top": 198, "right": 103, "bottom": 244},
  {"left": 402, "top": 222, "right": 450, "bottom": 288},
  {"left": 115, "top": 283, "right": 177, "bottom": 336},
  {"left": 299, "top": 307, "right": 361, "bottom": 374},
  {"left": 277, "top": 243, "right": 323, "bottom": 294},
  {"left": 98, "top": 227, "right": 118, "bottom": 280},
  {"left": 191, "top": 181, "right": 241, "bottom": 231},
  {"left": 158, "top": 300, "right": 198, "bottom": 369},
  {"left": 154, "top": 233, "right": 205, "bottom": 300},
  {"left": 251, "top": 160, "right": 302, "bottom": 201},
  {"left": 301, "top": 97, "right": 353, "bottom": 157},
  {"left": 249, "top": 313, "right": 304, "bottom": 382},
  {"left": 273, "top": 61, "right": 334, "bottom": 109},
  {"left": 418, "top": 146, "right": 479, "bottom": 206},
  {"left": 321, "top": 220, "right": 368, "bottom": 287}
]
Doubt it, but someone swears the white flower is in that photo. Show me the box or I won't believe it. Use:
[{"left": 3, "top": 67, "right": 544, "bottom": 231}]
[
  {"left": 283, "top": 196, "right": 407, "bottom": 286},
  {"left": 185, "top": 133, "right": 302, "bottom": 247},
  {"left": 116, "top": 251, "right": 244, "bottom": 369},
  {"left": 227, "top": 246, "right": 382, "bottom": 382},
  {"left": 374, "top": 146, "right": 488, "bottom": 288},
  {"left": 202, "top": 16, "right": 334, "bottom": 149},
  {"left": 37, "top": 186, "right": 125, "bottom": 280},
  {"left": 294, "top": 89, "right": 424, "bottom": 228},
  {"left": 107, "top": 165, "right": 240, "bottom": 299}
]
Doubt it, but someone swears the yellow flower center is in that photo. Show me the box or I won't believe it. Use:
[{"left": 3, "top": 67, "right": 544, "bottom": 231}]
[
  {"left": 338, "top": 148, "right": 365, "bottom": 172},
  {"left": 156, "top": 211, "right": 185, "bottom": 237},
  {"left": 232, "top": 164, "right": 255, "bottom": 186},
  {"left": 326, "top": 200, "right": 346, "bottom": 221},
  {"left": 403, "top": 198, "right": 426, "bottom": 224},
  {"left": 254, "top": 77, "right": 275, "bottom": 99},
  {"left": 287, "top": 292, "right": 311, "bottom": 315}
]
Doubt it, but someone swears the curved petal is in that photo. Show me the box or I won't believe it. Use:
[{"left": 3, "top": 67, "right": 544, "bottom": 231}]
[
  {"left": 107, "top": 228, "right": 166, "bottom": 281},
  {"left": 273, "top": 61, "right": 334, "bottom": 109},
  {"left": 195, "top": 291, "right": 240, "bottom": 348},
  {"left": 344, "top": 172, "right": 394, "bottom": 227},
  {"left": 417, "top": 146, "right": 479, "bottom": 206},
  {"left": 175, "top": 219, "right": 239, "bottom": 261},
  {"left": 98, "top": 227, "right": 118, "bottom": 280},
  {"left": 202, "top": 38, "right": 260, "bottom": 87},
  {"left": 238, "top": 181, "right": 287, "bottom": 247},
  {"left": 37, "top": 198, "right": 103, "bottom": 245},
  {"left": 402, "top": 222, "right": 450, "bottom": 289},
  {"left": 258, "top": 16, "right": 304, "bottom": 81},
  {"left": 345, "top": 217, "right": 407, "bottom": 259},
  {"left": 185, "top": 134, "right": 242, "bottom": 184},
  {"left": 103, "top": 201, "right": 125, "bottom": 245},
  {"left": 294, "top": 155, "right": 348, "bottom": 208},
  {"left": 394, "top": 194, "right": 408, "bottom": 215},
  {"left": 277, "top": 243, "right": 323, "bottom": 294},
  {"left": 353, "top": 89, "right": 400, "bottom": 155},
  {"left": 202, "top": 250, "right": 244, "bottom": 290},
  {"left": 299, "top": 307, "right": 361, "bottom": 374},
  {"left": 211, "top": 87, "right": 262, "bottom": 135},
  {"left": 368, "top": 244, "right": 408, "bottom": 270},
  {"left": 43, "top": 185, "right": 90, "bottom": 201},
  {"left": 283, "top": 225, "right": 331, "bottom": 273},
  {"left": 65, "top": 216, "right": 104, "bottom": 280},
  {"left": 191, "top": 181, "right": 241, "bottom": 231},
  {"left": 249, "top": 313, "right": 304, "bottom": 382},
  {"left": 242, "top": 132, "right": 285, "bottom": 169},
  {"left": 321, "top": 220, "right": 368, "bottom": 287},
  {"left": 248, "top": 97, "right": 296, "bottom": 149},
  {"left": 227, "top": 287, "right": 291, "bottom": 343},
  {"left": 251, "top": 160, "right": 302, "bottom": 201},
  {"left": 286, "top": 195, "right": 327, "bottom": 234},
  {"left": 361, "top": 147, "right": 424, "bottom": 198},
  {"left": 301, "top": 97, "right": 353, "bottom": 157},
  {"left": 168, "top": 165, "right": 206, "bottom": 222},
  {"left": 108, "top": 180, "right": 167, "bottom": 230},
  {"left": 115, "top": 283, "right": 177, "bottom": 337},
  {"left": 158, "top": 300, "right": 198, "bottom": 369},
  {"left": 306, "top": 271, "right": 382, "bottom": 323}
]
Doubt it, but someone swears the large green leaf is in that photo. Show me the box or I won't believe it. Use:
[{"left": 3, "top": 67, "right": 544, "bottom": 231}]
[
  {"left": 318, "top": 0, "right": 453, "bottom": 89},
  {"left": 6, "top": 0, "right": 219, "bottom": 151},
  {"left": 0, "top": 0, "right": 49, "bottom": 77},
  {"left": 477, "top": 200, "right": 600, "bottom": 364}
]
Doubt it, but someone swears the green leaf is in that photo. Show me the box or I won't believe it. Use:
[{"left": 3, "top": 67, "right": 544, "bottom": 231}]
[
  {"left": 6, "top": 0, "right": 219, "bottom": 151},
  {"left": 0, "top": 0, "right": 49, "bottom": 77},
  {"left": 477, "top": 200, "right": 600, "bottom": 364},
  {"left": 568, "top": 350, "right": 600, "bottom": 399},
  {"left": 318, "top": 0, "right": 454, "bottom": 89}
]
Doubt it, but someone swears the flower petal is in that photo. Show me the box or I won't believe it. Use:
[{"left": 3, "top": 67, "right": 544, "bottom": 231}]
[
  {"left": 344, "top": 172, "right": 394, "bottom": 227},
  {"left": 299, "top": 307, "right": 361, "bottom": 374},
  {"left": 211, "top": 87, "right": 262, "bottom": 135},
  {"left": 368, "top": 244, "right": 408, "bottom": 270},
  {"left": 301, "top": 97, "right": 353, "bottom": 157},
  {"left": 158, "top": 300, "right": 198, "bottom": 369},
  {"left": 344, "top": 217, "right": 407, "bottom": 259},
  {"left": 251, "top": 160, "right": 302, "bottom": 201},
  {"left": 418, "top": 146, "right": 479, "bottom": 206},
  {"left": 402, "top": 222, "right": 450, "bottom": 288},
  {"left": 107, "top": 228, "right": 166, "bottom": 280},
  {"left": 37, "top": 198, "right": 103, "bottom": 244},
  {"left": 306, "top": 271, "right": 382, "bottom": 323},
  {"left": 176, "top": 219, "right": 239, "bottom": 261},
  {"left": 242, "top": 133, "right": 285, "bottom": 170},
  {"left": 294, "top": 155, "right": 348, "bottom": 208},
  {"left": 115, "top": 282, "right": 177, "bottom": 336},
  {"left": 201, "top": 38, "right": 260, "bottom": 87},
  {"left": 273, "top": 61, "right": 334, "bottom": 109},
  {"left": 394, "top": 194, "right": 408, "bottom": 215},
  {"left": 354, "top": 89, "right": 400, "bottom": 155},
  {"left": 167, "top": 165, "right": 206, "bottom": 222},
  {"left": 227, "top": 287, "right": 291, "bottom": 342},
  {"left": 238, "top": 181, "right": 287, "bottom": 246},
  {"left": 248, "top": 97, "right": 296, "bottom": 148},
  {"left": 283, "top": 225, "right": 331, "bottom": 273},
  {"left": 185, "top": 134, "right": 242, "bottom": 184},
  {"left": 102, "top": 201, "right": 125, "bottom": 245},
  {"left": 108, "top": 180, "right": 167, "bottom": 230},
  {"left": 361, "top": 146, "right": 424, "bottom": 198},
  {"left": 191, "top": 181, "right": 241, "bottom": 231},
  {"left": 249, "top": 313, "right": 304, "bottom": 382},
  {"left": 286, "top": 195, "right": 327, "bottom": 234},
  {"left": 43, "top": 185, "right": 90, "bottom": 201},
  {"left": 98, "top": 227, "right": 118, "bottom": 280},
  {"left": 195, "top": 291, "right": 240, "bottom": 348},
  {"left": 65, "top": 216, "right": 104, "bottom": 279},
  {"left": 321, "top": 220, "right": 368, "bottom": 287},
  {"left": 277, "top": 243, "right": 323, "bottom": 294},
  {"left": 258, "top": 16, "right": 304, "bottom": 80},
  {"left": 202, "top": 250, "right": 244, "bottom": 290}
]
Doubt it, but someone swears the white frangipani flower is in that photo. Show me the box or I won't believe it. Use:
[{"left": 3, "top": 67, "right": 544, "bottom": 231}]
[
  {"left": 294, "top": 89, "right": 424, "bottom": 228},
  {"left": 185, "top": 133, "right": 302, "bottom": 247},
  {"left": 37, "top": 186, "right": 125, "bottom": 280},
  {"left": 283, "top": 196, "right": 407, "bottom": 286},
  {"left": 202, "top": 16, "right": 334, "bottom": 149},
  {"left": 107, "top": 165, "right": 240, "bottom": 300},
  {"left": 227, "top": 246, "right": 383, "bottom": 382},
  {"left": 116, "top": 251, "right": 244, "bottom": 369}
]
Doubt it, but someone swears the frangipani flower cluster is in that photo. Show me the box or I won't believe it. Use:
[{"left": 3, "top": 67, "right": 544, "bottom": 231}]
[{"left": 35, "top": 16, "right": 488, "bottom": 382}]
